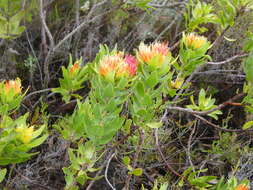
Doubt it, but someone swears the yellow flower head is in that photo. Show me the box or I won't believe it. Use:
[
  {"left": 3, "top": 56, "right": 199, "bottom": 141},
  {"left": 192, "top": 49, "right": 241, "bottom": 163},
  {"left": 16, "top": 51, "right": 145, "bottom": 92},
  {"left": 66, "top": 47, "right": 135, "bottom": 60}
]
[
  {"left": 137, "top": 42, "right": 170, "bottom": 66},
  {"left": 235, "top": 184, "right": 249, "bottom": 190},
  {"left": 185, "top": 33, "right": 207, "bottom": 49},
  {"left": 16, "top": 125, "right": 34, "bottom": 144},
  {"left": 69, "top": 61, "right": 80, "bottom": 75},
  {"left": 4, "top": 78, "right": 22, "bottom": 95},
  {"left": 98, "top": 53, "right": 138, "bottom": 80},
  {"left": 171, "top": 77, "right": 184, "bottom": 89}
]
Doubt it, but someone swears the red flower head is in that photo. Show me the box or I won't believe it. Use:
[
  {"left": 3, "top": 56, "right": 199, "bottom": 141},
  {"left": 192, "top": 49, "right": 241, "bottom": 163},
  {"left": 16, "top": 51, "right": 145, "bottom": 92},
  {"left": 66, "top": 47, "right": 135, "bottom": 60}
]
[{"left": 124, "top": 55, "right": 138, "bottom": 76}]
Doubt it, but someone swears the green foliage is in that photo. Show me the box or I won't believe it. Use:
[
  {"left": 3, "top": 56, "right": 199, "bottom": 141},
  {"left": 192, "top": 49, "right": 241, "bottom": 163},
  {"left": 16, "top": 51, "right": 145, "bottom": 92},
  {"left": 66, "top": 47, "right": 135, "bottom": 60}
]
[
  {"left": 207, "top": 132, "right": 243, "bottom": 165},
  {"left": 0, "top": 168, "right": 7, "bottom": 183},
  {"left": 212, "top": 177, "right": 249, "bottom": 190},
  {"left": 178, "top": 167, "right": 250, "bottom": 190},
  {"left": 0, "top": 0, "right": 36, "bottom": 39},
  {"left": 123, "top": 0, "right": 154, "bottom": 11},
  {"left": 0, "top": 78, "right": 25, "bottom": 115},
  {"left": 185, "top": 0, "right": 218, "bottom": 33},
  {"left": 141, "top": 180, "right": 168, "bottom": 190},
  {"left": 216, "top": 0, "right": 253, "bottom": 30},
  {"left": 52, "top": 56, "right": 89, "bottom": 102},
  {"left": 2, "top": 0, "right": 253, "bottom": 189},
  {"left": 63, "top": 141, "right": 101, "bottom": 190},
  {"left": 242, "top": 51, "right": 253, "bottom": 119},
  {"left": 0, "top": 78, "right": 47, "bottom": 167},
  {"left": 178, "top": 33, "right": 211, "bottom": 78},
  {"left": 0, "top": 114, "right": 48, "bottom": 165},
  {"left": 123, "top": 156, "right": 143, "bottom": 176},
  {"left": 186, "top": 89, "right": 222, "bottom": 120},
  {"left": 243, "top": 32, "right": 253, "bottom": 52},
  {"left": 130, "top": 63, "right": 173, "bottom": 127},
  {"left": 178, "top": 167, "right": 216, "bottom": 189}
]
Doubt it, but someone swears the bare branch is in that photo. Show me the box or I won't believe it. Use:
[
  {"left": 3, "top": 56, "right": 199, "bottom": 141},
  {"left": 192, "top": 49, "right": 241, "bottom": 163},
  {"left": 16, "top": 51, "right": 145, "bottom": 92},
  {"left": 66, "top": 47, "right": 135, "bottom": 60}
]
[
  {"left": 193, "top": 114, "right": 253, "bottom": 132},
  {"left": 43, "top": 0, "right": 108, "bottom": 87},
  {"left": 39, "top": 0, "right": 54, "bottom": 48},
  {"left": 105, "top": 152, "right": 116, "bottom": 190},
  {"left": 149, "top": 2, "right": 186, "bottom": 9},
  {"left": 154, "top": 128, "right": 182, "bottom": 177},
  {"left": 207, "top": 53, "right": 248, "bottom": 65}
]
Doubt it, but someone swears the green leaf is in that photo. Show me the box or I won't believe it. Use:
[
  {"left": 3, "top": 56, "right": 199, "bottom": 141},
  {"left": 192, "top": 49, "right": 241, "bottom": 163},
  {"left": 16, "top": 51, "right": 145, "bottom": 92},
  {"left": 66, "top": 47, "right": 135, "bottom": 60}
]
[
  {"left": 146, "top": 71, "right": 158, "bottom": 88},
  {"left": 32, "top": 125, "right": 46, "bottom": 139},
  {"left": 159, "top": 182, "right": 169, "bottom": 190},
  {"left": 0, "top": 168, "right": 7, "bottom": 183},
  {"left": 104, "top": 83, "right": 114, "bottom": 98},
  {"left": 131, "top": 168, "right": 143, "bottom": 176},
  {"left": 198, "top": 89, "right": 206, "bottom": 106},
  {"left": 146, "top": 122, "right": 163, "bottom": 129},
  {"left": 76, "top": 170, "right": 87, "bottom": 185},
  {"left": 123, "top": 156, "right": 130, "bottom": 166},
  {"left": 28, "top": 134, "right": 48, "bottom": 148},
  {"left": 243, "top": 32, "right": 253, "bottom": 52},
  {"left": 135, "top": 81, "right": 145, "bottom": 97},
  {"left": 83, "top": 141, "right": 96, "bottom": 160},
  {"left": 243, "top": 51, "right": 253, "bottom": 85},
  {"left": 243, "top": 120, "right": 253, "bottom": 130}
]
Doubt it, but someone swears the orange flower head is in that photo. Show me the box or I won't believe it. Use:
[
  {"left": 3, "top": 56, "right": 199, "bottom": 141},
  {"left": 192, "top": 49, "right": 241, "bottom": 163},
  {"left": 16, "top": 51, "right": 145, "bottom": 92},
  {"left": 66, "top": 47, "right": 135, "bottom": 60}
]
[
  {"left": 152, "top": 42, "right": 169, "bottom": 56},
  {"left": 69, "top": 61, "right": 80, "bottom": 75},
  {"left": 99, "top": 53, "right": 138, "bottom": 80},
  {"left": 138, "top": 42, "right": 153, "bottom": 63},
  {"left": 137, "top": 42, "right": 170, "bottom": 66},
  {"left": 99, "top": 54, "right": 123, "bottom": 77},
  {"left": 185, "top": 33, "right": 207, "bottom": 49},
  {"left": 235, "top": 184, "right": 249, "bottom": 190},
  {"left": 4, "top": 78, "right": 22, "bottom": 95}
]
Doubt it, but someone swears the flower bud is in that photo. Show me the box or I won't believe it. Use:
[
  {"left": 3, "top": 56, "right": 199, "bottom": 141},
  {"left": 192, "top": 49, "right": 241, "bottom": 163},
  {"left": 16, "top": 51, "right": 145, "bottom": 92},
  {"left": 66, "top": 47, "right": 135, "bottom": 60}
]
[{"left": 69, "top": 61, "right": 80, "bottom": 75}]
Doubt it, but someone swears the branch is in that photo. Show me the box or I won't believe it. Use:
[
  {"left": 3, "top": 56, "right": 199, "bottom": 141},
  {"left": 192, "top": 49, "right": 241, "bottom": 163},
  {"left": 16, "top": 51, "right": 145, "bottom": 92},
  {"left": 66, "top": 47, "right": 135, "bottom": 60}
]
[
  {"left": 149, "top": 2, "right": 186, "bottom": 9},
  {"left": 86, "top": 151, "right": 114, "bottom": 190},
  {"left": 39, "top": 0, "right": 54, "bottom": 48},
  {"left": 154, "top": 128, "right": 181, "bottom": 177},
  {"left": 207, "top": 53, "right": 248, "bottom": 65},
  {"left": 23, "top": 88, "right": 52, "bottom": 101},
  {"left": 193, "top": 114, "right": 253, "bottom": 132},
  {"left": 124, "top": 129, "right": 144, "bottom": 189},
  {"left": 43, "top": 0, "right": 108, "bottom": 87},
  {"left": 105, "top": 152, "right": 116, "bottom": 190}
]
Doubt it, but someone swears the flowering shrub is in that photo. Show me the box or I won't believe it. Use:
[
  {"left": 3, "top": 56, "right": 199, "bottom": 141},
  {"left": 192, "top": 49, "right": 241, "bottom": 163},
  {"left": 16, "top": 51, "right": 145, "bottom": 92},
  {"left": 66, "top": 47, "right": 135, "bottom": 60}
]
[
  {"left": 1, "top": 0, "right": 253, "bottom": 189},
  {"left": 52, "top": 38, "right": 233, "bottom": 189},
  {"left": 0, "top": 79, "right": 47, "bottom": 165}
]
